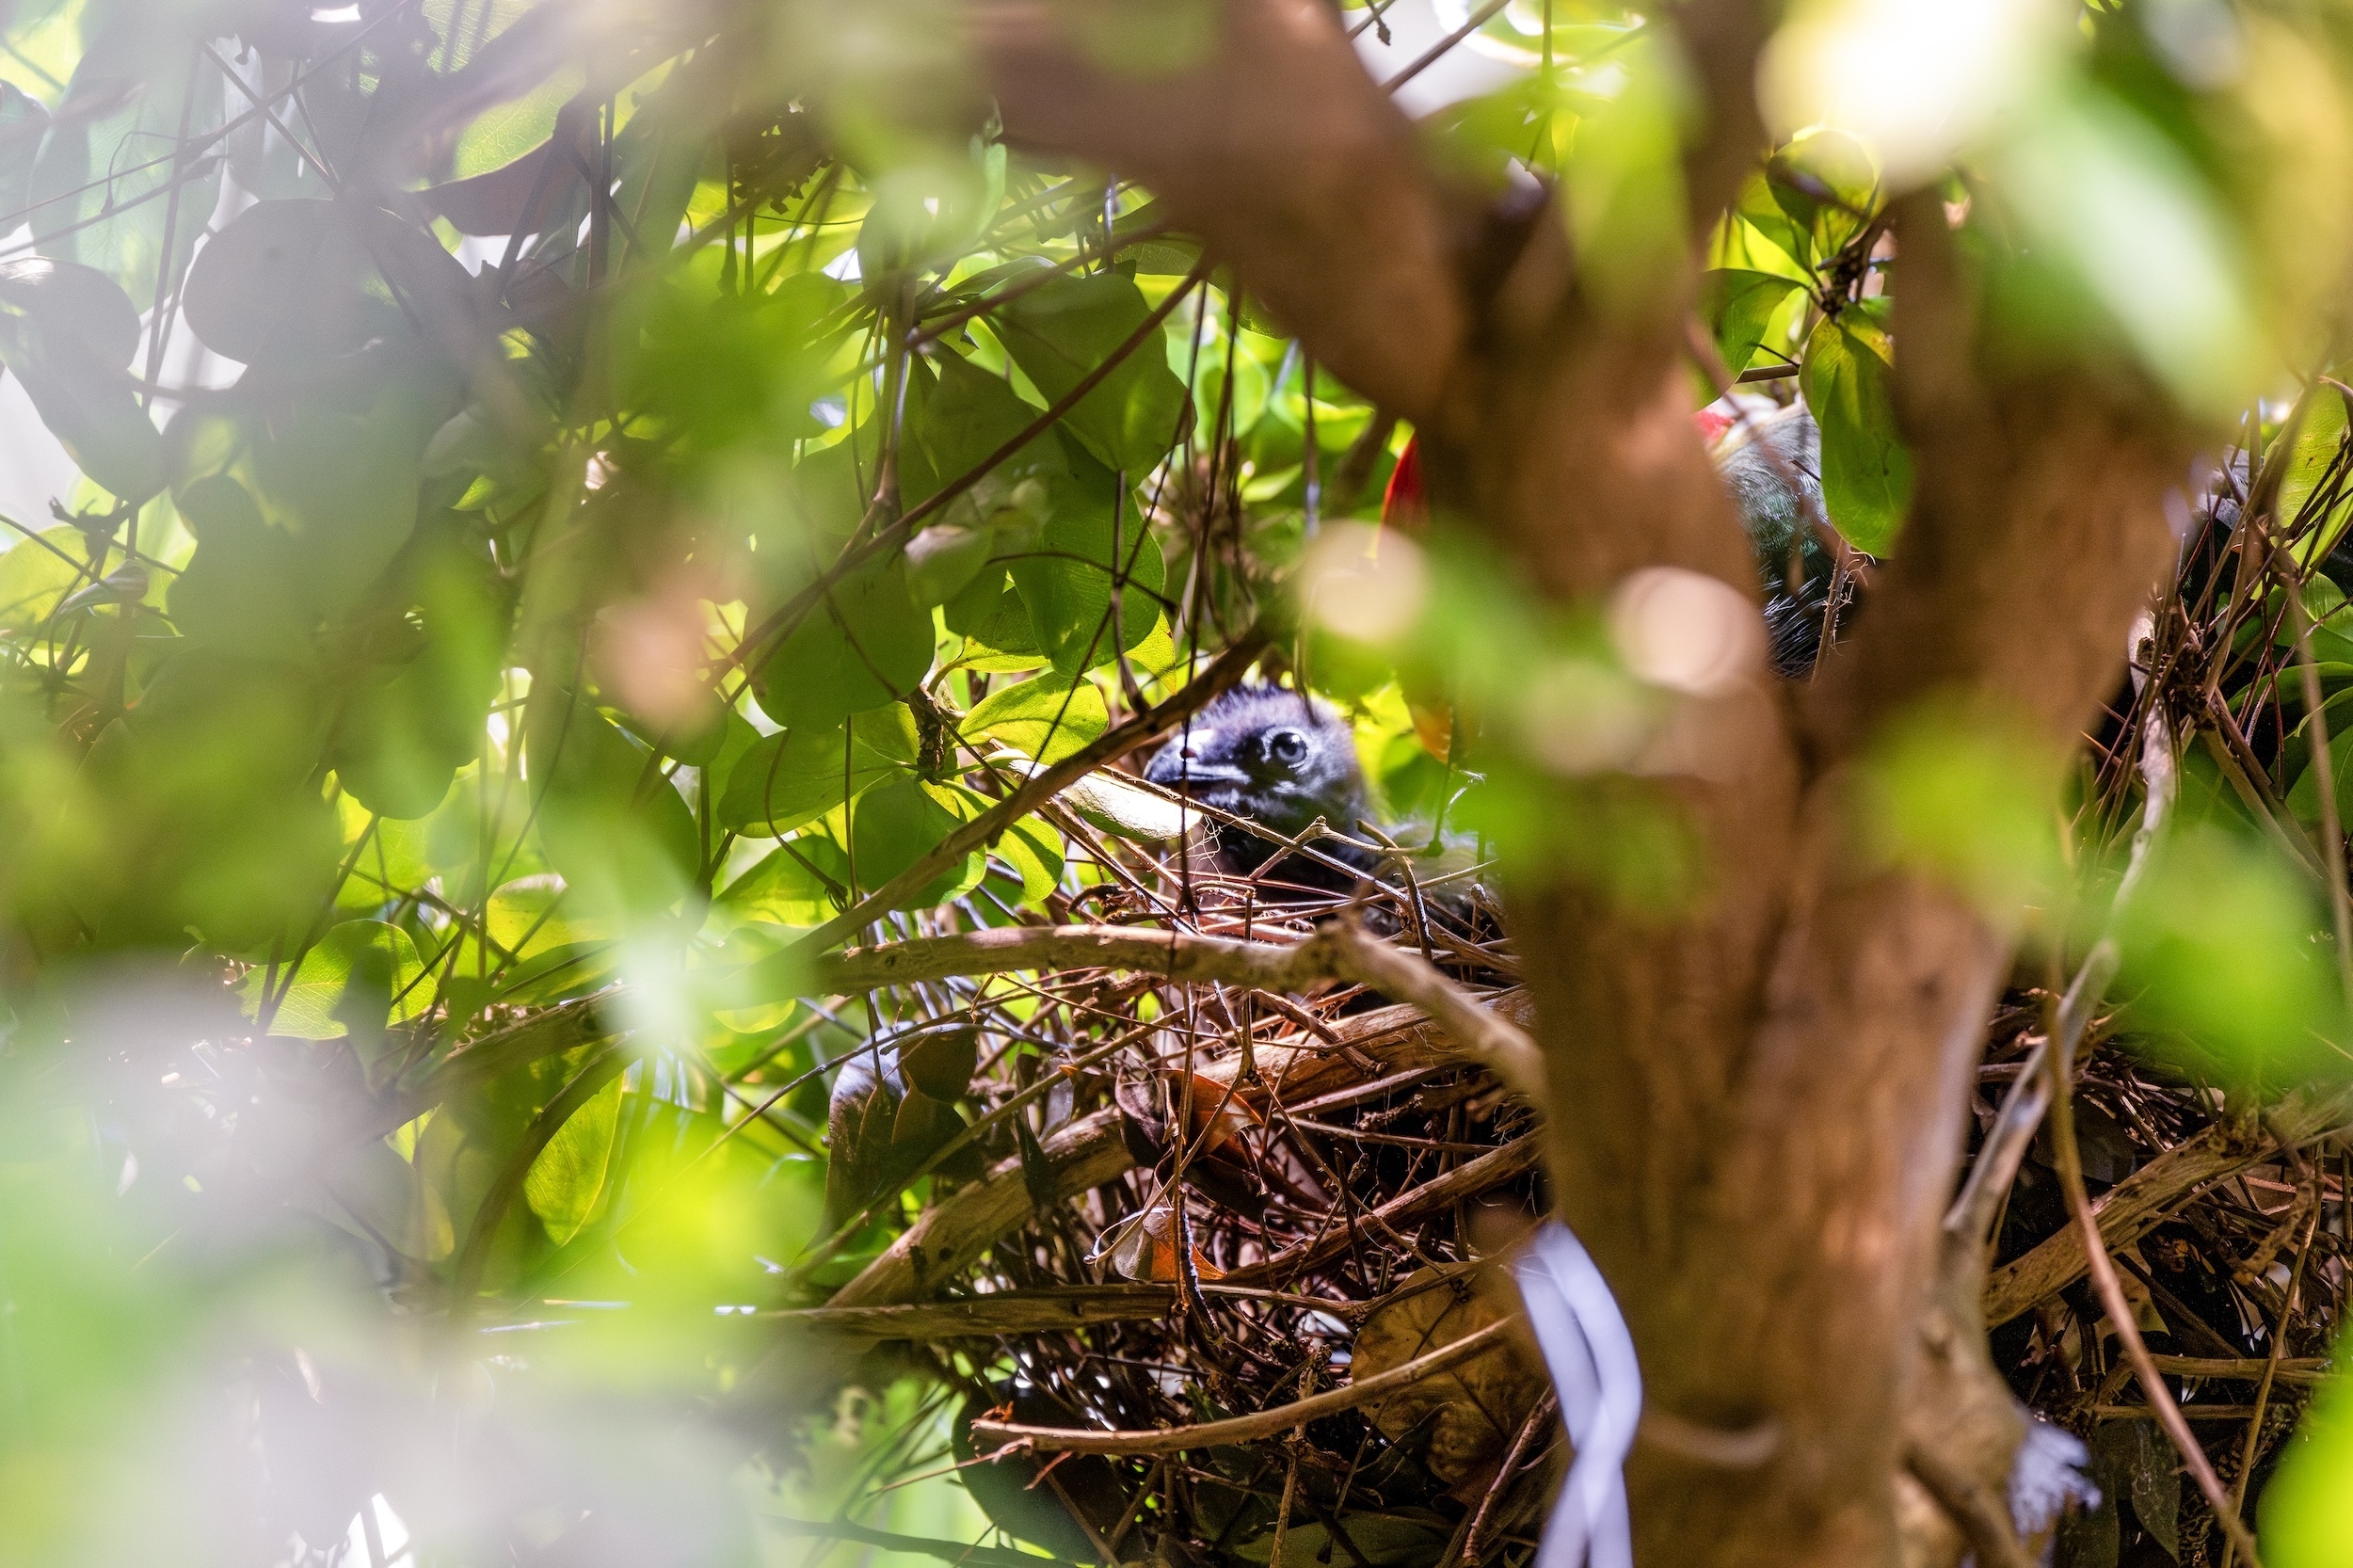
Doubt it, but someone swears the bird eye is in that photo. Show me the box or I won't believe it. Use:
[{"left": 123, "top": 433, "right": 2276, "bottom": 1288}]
[{"left": 1266, "top": 728, "right": 1309, "bottom": 765}]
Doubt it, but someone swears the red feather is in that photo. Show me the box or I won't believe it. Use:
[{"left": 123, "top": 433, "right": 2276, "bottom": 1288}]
[{"left": 1380, "top": 434, "right": 1427, "bottom": 537}]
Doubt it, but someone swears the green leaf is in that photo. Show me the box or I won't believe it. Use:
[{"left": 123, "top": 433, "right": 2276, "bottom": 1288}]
[
  {"left": 995, "top": 273, "right": 1190, "bottom": 474},
  {"left": 1697, "top": 269, "right": 1803, "bottom": 377},
  {"left": 249, "top": 404, "right": 424, "bottom": 619},
  {"left": 901, "top": 348, "right": 1062, "bottom": 508},
  {"left": 606, "top": 95, "right": 708, "bottom": 275},
  {"left": 715, "top": 834, "right": 852, "bottom": 928},
  {"left": 487, "top": 874, "right": 614, "bottom": 961},
  {"left": 0, "top": 256, "right": 142, "bottom": 367},
  {"left": 1009, "top": 456, "right": 1165, "bottom": 675},
  {"left": 524, "top": 1068, "right": 624, "bottom": 1245},
  {"left": 2264, "top": 1366, "right": 2353, "bottom": 1568},
  {"left": 0, "top": 526, "right": 93, "bottom": 634},
  {"left": 524, "top": 683, "right": 703, "bottom": 919},
  {"left": 241, "top": 920, "right": 431, "bottom": 1041},
  {"left": 0, "top": 81, "right": 50, "bottom": 218},
  {"left": 996, "top": 815, "right": 1064, "bottom": 906},
  {"left": 27, "top": 38, "right": 222, "bottom": 312},
  {"left": 751, "top": 559, "right": 936, "bottom": 728},
  {"left": 849, "top": 776, "right": 982, "bottom": 910},
  {"left": 181, "top": 200, "right": 412, "bottom": 365},
  {"left": 944, "top": 567, "right": 1048, "bottom": 670},
  {"left": 0, "top": 259, "right": 166, "bottom": 504},
  {"left": 2280, "top": 383, "right": 2353, "bottom": 567},
  {"left": 164, "top": 475, "right": 314, "bottom": 657},
  {"left": 620, "top": 270, "right": 852, "bottom": 453},
  {"left": 965, "top": 672, "right": 1106, "bottom": 764},
  {"left": 717, "top": 705, "right": 918, "bottom": 837},
  {"left": 1799, "top": 303, "right": 1913, "bottom": 556},
  {"left": 1765, "top": 128, "right": 1879, "bottom": 269},
  {"left": 456, "top": 68, "right": 586, "bottom": 181},
  {"left": 329, "top": 527, "right": 511, "bottom": 819},
  {"left": 1734, "top": 169, "right": 1810, "bottom": 273},
  {"left": 69, "top": 649, "right": 343, "bottom": 948}
]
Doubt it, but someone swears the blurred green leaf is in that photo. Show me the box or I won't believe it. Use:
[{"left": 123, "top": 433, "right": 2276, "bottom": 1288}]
[
  {"left": 1800, "top": 301, "right": 1913, "bottom": 555},
  {"left": 525, "top": 683, "right": 702, "bottom": 920},
  {"left": 2116, "top": 824, "right": 2339, "bottom": 1078},
  {"left": 249, "top": 405, "right": 424, "bottom": 618},
  {"left": 164, "top": 474, "right": 313, "bottom": 657},
  {"left": 0, "top": 525, "right": 91, "bottom": 633},
  {"left": 0, "top": 257, "right": 165, "bottom": 503},
  {"left": 753, "top": 559, "right": 936, "bottom": 728},
  {"left": 525, "top": 1069, "right": 625, "bottom": 1245},
  {"left": 995, "top": 273, "right": 1189, "bottom": 474},
  {"left": 67, "top": 648, "right": 342, "bottom": 947},
  {"left": 1858, "top": 701, "right": 2063, "bottom": 930},
  {"left": 0, "top": 80, "right": 49, "bottom": 216},
  {"left": 242, "top": 918, "right": 432, "bottom": 1041},
  {"left": 26, "top": 33, "right": 222, "bottom": 312},
  {"left": 1990, "top": 84, "right": 2260, "bottom": 418},
  {"left": 2265, "top": 1355, "right": 2353, "bottom": 1568},
  {"left": 329, "top": 526, "right": 511, "bottom": 819},
  {"left": 181, "top": 199, "right": 402, "bottom": 365}
]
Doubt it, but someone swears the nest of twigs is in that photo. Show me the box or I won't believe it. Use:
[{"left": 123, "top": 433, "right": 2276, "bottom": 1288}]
[
  {"left": 768, "top": 469, "right": 2353, "bottom": 1568},
  {"left": 772, "top": 846, "right": 1555, "bottom": 1568}
]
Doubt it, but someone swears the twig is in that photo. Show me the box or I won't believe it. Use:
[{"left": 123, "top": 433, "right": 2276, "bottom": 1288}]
[
  {"left": 1903, "top": 1442, "right": 2036, "bottom": 1568},
  {"left": 2048, "top": 1013, "right": 2265, "bottom": 1568},
  {"left": 2265, "top": 536, "right": 2353, "bottom": 1007},
  {"left": 776, "top": 630, "right": 1266, "bottom": 958},
  {"left": 969, "top": 1316, "right": 1522, "bottom": 1453},
  {"left": 801, "top": 920, "right": 1547, "bottom": 1099},
  {"left": 2219, "top": 1201, "right": 2321, "bottom": 1568}
]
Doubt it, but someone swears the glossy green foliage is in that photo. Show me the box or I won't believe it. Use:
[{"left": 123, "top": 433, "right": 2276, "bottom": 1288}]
[
  {"left": 2, "top": 0, "right": 2353, "bottom": 1562},
  {"left": 1799, "top": 300, "right": 1912, "bottom": 556}
]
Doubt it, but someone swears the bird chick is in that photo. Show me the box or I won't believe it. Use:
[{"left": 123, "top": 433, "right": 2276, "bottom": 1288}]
[{"left": 1142, "top": 683, "right": 1375, "bottom": 896}]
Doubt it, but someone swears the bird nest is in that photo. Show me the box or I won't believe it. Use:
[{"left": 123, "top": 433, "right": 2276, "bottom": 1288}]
[
  {"left": 771, "top": 844, "right": 1556, "bottom": 1568},
  {"left": 764, "top": 472, "right": 2353, "bottom": 1568},
  {"left": 769, "top": 803, "right": 2347, "bottom": 1567}
]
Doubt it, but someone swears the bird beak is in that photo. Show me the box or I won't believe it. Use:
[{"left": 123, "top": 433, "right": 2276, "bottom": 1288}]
[{"left": 1145, "top": 761, "right": 1250, "bottom": 790}]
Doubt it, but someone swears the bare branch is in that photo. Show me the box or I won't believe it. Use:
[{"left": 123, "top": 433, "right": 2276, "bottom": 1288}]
[
  {"left": 806, "top": 920, "right": 1547, "bottom": 1098},
  {"left": 1902, "top": 1443, "right": 2037, "bottom": 1568},
  {"left": 968, "top": 1316, "right": 1523, "bottom": 1454},
  {"left": 1981, "top": 1084, "right": 2353, "bottom": 1326}
]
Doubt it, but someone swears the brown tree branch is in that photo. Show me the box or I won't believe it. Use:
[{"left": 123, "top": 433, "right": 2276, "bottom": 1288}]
[
  {"left": 1982, "top": 1083, "right": 2353, "bottom": 1326},
  {"left": 1809, "top": 192, "right": 2186, "bottom": 758},
  {"left": 806, "top": 920, "right": 1547, "bottom": 1098},
  {"left": 968, "top": 1316, "right": 1523, "bottom": 1454},
  {"left": 967, "top": 0, "right": 1472, "bottom": 422}
]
